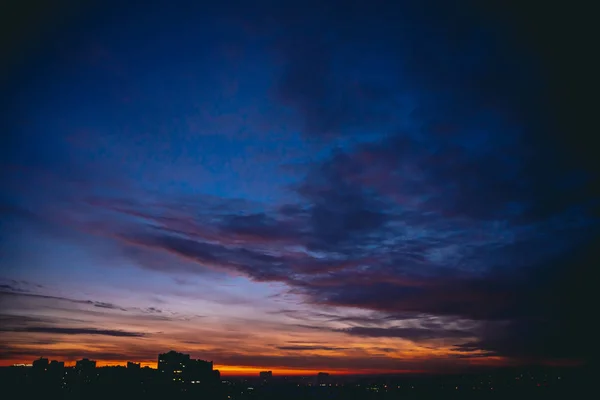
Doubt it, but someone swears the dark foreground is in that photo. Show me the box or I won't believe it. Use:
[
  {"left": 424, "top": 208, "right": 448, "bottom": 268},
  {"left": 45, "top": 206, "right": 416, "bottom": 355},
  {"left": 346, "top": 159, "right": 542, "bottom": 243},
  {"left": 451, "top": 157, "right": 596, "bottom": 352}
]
[{"left": 0, "top": 365, "right": 590, "bottom": 399}]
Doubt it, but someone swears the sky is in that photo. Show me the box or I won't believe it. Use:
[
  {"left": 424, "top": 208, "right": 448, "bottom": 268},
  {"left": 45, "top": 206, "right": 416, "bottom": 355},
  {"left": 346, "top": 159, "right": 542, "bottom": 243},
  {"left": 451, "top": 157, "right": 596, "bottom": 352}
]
[{"left": 0, "top": 0, "right": 597, "bottom": 375}]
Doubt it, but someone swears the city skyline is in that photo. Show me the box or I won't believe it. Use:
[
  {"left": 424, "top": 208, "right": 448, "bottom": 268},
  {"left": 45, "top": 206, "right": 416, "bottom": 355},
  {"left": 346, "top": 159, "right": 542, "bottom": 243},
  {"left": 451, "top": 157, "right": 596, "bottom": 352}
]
[
  {"left": 17, "top": 352, "right": 347, "bottom": 377},
  {"left": 3, "top": 352, "right": 580, "bottom": 400},
  {"left": 8, "top": 356, "right": 409, "bottom": 376},
  {"left": 1, "top": 0, "right": 595, "bottom": 377}
]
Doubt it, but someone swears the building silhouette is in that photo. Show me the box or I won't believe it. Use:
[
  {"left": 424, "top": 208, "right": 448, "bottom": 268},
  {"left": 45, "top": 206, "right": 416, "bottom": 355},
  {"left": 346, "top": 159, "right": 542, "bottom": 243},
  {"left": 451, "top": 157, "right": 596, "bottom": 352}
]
[
  {"left": 157, "top": 350, "right": 219, "bottom": 385},
  {"left": 49, "top": 360, "right": 64, "bottom": 370},
  {"left": 47, "top": 360, "right": 64, "bottom": 381},
  {"left": 158, "top": 350, "right": 189, "bottom": 383},
  {"left": 31, "top": 357, "right": 50, "bottom": 384},
  {"left": 260, "top": 371, "right": 273, "bottom": 380},
  {"left": 32, "top": 357, "right": 49, "bottom": 372},
  {"left": 76, "top": 358, "right": 97, "bottom": 371},
  {"left": 75, "top": 358, "right": 97, "bottom": 383},
  {"left": 127, "top": 361, "right": 141, "bottom": 370},
  {"left": 187, "top": 358, "right": 217, "bottom": 383},
  {"left": 0, "top": 354, "right": 582, "bottom": 399}
]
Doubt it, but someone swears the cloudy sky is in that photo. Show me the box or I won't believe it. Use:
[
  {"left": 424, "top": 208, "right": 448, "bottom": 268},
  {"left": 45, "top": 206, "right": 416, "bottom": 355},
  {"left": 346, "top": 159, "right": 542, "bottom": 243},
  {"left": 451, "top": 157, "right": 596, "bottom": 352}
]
[{"left": 0, "top": 0, "right": 597, "bottom": 375}]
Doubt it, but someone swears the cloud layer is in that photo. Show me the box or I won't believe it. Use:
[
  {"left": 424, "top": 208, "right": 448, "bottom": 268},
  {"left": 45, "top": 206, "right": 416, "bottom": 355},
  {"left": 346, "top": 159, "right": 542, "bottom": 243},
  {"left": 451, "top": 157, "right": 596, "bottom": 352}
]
[{"left": 1, "top": 0, "right": 596, "bottom": 371}]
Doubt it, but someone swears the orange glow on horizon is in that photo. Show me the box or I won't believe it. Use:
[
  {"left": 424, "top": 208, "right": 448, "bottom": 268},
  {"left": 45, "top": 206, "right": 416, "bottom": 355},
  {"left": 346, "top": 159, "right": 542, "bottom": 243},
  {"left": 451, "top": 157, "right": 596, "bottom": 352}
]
[
  {"left": 213, "top": 364, "right": 422, "bottom": 376},
  {"left": 0, "top": 358, "right": 424, "bottom": 376}
]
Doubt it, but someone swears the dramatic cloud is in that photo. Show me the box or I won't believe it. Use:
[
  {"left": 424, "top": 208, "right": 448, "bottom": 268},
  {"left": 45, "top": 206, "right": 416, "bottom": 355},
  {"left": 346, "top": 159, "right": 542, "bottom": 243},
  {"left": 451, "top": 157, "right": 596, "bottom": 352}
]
[
  {"left": 1, "top": 0, "right": 596, "bottom": 371},
  {"left": 454, "top": 239, "right": 597, "bottom": 361},
  {"left": 338, "top": 327, "right": 474, "bottom": 341},
  {"left": 276, "top": 345, "right": 349, "bottom": 351},
  {"left": 4, "top": 326, "right": 147, "bottom": 337}
]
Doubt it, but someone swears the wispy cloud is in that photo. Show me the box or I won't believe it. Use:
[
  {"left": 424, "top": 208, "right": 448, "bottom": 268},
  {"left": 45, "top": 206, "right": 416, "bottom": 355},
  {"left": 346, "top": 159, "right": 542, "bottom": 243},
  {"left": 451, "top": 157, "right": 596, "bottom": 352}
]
[
  {"left": 4, "top": 326, "right": 147, "bottom": 337},
  {"left": 276, "top": 345, "right": 349, "bottom": 351}
]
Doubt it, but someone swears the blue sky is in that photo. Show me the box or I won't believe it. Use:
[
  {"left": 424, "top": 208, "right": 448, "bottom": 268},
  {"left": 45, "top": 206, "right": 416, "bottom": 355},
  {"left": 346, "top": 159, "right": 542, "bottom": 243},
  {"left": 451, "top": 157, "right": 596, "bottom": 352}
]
[{"left": 1, "top": 0, "right": 597, "bottom": 373}]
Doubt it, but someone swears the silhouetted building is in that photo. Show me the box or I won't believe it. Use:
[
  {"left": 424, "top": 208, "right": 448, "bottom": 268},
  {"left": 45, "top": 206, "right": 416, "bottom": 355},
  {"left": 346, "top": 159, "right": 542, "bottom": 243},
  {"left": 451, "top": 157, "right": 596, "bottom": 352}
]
[
  {"left": 157, "top": 350, "right": 219, "bottom": 385},
  {"left": 48, "top": 360, "right": 65, "bottom": 380},
  {"left": 32, "top": 357, "right": 49, "bottom": 371},
  {"left": 260, "top": 371, "right": 273, "bottom": 380},
  {"left": 49, "top": 360, "right": 64, "bottom": 369},
  {"left": 158, "top": 350, "right": 189, "bottom": 383},
  {"left": 75, "top": 358, "right": 96, "bottom": 383},
  {"left": 76, "top": 358, "right": 96, "bottom": 371},
  {"left": 158, "top": 351, "right": 189, "bottom": 372},
  {"left": 127, "top": 361, "right": 141, "bottom": 370},
  {"left": 31, "top": 357, "right": 50, "bottom": 384},
  {"left": 186, "top": 358, "right": 214, "bottom": 383}
]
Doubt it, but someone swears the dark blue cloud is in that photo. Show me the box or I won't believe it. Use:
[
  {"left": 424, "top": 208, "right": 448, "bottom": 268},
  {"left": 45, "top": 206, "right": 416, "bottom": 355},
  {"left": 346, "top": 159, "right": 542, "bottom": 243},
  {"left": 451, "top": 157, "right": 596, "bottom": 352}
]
[
  {"left": 337, "top": 326, "right": 473, "bottom": 341},
  {"left": 1, "top": 0, "right": 597, "bottom": 367}
]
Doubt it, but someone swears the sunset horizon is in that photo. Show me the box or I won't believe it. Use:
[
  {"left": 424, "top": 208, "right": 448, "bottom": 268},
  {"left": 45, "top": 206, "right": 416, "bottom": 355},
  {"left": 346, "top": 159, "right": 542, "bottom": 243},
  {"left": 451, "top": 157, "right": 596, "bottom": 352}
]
[
  {"left": 1, "top": 1, "right": 595, "bottom": 394},
  {"left": 2, "top": 357, "right": 433, "bottom": 377}
]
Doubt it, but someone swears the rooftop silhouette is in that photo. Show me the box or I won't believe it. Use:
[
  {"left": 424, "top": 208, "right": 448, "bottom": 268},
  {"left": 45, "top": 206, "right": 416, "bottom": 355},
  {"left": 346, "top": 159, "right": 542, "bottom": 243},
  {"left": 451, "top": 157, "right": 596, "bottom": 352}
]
[{"left": 0, "top": 351, "right": 593, "bottom": 399}]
